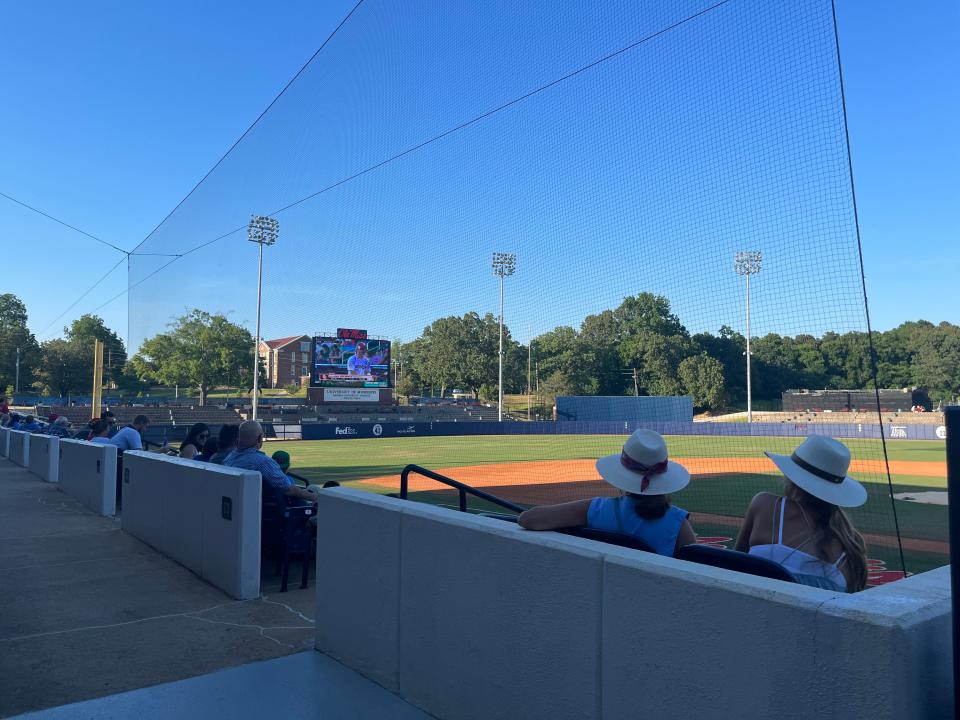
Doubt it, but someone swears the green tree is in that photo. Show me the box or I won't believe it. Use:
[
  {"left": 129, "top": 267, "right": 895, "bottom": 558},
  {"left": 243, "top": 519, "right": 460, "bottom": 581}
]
[
  {"left": 33, "top": 338, "right": 90, "bottom": 396},
  {"left": 64, "top": 314, "right": 127, "bottom": 386},
  {"left": 615, "top": 293, "right": 691, "bottom": 396},
  {"left": 0, "top": 293, "right": 41, "bottom": 392},
  {"left": 130, "top": 310, "right": 255, "bottom": 405},
  {"left": 677, "top": 353, "right": 727, "bottom": 411}
]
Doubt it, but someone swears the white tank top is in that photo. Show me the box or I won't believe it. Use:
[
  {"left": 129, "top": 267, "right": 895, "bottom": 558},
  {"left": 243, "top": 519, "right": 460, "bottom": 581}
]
[{"left": 749, "top": 498, "right": 848, "bottom": 592}]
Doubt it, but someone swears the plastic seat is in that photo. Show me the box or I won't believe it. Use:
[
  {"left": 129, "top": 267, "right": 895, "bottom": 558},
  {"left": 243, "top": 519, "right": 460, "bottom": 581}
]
[{"left": 675, "top": 544, "right": 797, "bottom": 583}]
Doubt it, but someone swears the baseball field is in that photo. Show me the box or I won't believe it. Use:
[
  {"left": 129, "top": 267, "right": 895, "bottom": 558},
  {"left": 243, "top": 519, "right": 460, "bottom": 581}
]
[{"left": 271, "top": 434, "right": 948, "bottom": 578}]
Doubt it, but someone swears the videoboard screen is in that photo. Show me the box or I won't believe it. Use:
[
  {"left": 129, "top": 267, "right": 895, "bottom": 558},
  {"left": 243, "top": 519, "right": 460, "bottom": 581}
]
[{"left": 311, "top": 337, "right": 391, "bottom": 388}]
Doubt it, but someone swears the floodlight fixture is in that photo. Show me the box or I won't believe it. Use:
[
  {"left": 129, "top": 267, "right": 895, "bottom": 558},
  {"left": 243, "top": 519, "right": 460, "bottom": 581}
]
[
  {"left": 491, "top": 252, "right": 517, "bottom": 421},
  {"left": 248, "top": 214, "right": 279, "bottom": 246},
  {"left": 734, "top": 250, "right": 762, "bottom": 423},
  {"left": 248, "top": 214, "right": 280, "bottom": 420},
  {"left": 734, "top": 250, "right": 762, "bottom": 276},
  {"left": 492, "top": 252, "right": 517, "bottom": 278}
]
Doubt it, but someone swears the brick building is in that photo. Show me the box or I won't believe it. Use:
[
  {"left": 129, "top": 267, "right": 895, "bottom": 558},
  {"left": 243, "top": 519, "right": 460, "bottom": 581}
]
[{"left": 258, "top": 335, "right": 311, "bottom": 388}]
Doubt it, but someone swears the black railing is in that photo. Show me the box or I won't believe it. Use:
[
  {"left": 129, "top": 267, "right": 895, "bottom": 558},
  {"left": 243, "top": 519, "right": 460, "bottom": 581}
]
[
  {"left": 945, "top": 405, "right": 959, "bottom": 717},
  {"left": 400, "top": 464, "right": 524, "bottom": 514}
]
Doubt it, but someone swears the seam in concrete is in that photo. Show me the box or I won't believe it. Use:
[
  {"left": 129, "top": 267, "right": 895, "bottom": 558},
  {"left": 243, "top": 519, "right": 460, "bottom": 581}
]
[
  {"left": 259, "top": 594, "right": 315, "bottom": 624},
  {"left": 0, "top": 527, "right": 121, "bottom": 542},
  {"left": 596, "top": 557, "right": 605, "bottom": 720},
  {"left": 35, "top": 497, "right": 93, "bottom": 515},
  {"left": 0, "top": 600, "right": 243, "bottom": 643},
  {"left": 396, "top": 506, "right": 404, "bottom": 694},
  {"left": 185, "top": 613, "right": 314, "bottom": 649},
  {"left": 0, "top": 553, "right": 153, "bottom": 573}
]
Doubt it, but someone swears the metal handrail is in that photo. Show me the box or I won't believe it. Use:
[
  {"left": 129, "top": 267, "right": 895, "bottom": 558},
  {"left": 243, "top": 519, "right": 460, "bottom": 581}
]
[{"left": 400, "top": 464, "right": 524, "bottom": 514}]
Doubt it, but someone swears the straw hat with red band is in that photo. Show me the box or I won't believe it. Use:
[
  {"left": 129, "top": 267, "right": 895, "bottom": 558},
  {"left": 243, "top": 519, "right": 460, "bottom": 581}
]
[
  {"left": 764, "top": 435, "right": 867, "bottom": 508},
  {"left": 595, "top": 429, "right": 690, "bottom": 496}
]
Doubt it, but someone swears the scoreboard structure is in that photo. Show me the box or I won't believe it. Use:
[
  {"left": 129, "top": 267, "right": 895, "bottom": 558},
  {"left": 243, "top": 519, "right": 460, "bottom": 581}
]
[{"left": 306, "top": 329, "right": 393, "bottom": 405}]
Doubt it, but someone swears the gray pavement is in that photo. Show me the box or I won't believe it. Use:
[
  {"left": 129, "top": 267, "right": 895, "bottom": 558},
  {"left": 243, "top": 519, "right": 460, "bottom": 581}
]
[
  {"left": 0, "top": 460, "right": 316, "bottom": 718},
  {"left": 14, "top": 652, "right": 431, "bottom": 720}
]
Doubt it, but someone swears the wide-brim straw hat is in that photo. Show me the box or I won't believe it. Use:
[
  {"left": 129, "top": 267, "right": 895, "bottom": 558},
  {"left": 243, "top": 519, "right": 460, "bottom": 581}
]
[
  {"left": 765, "top": 435, "right": 867, "bottom": 508},
  {"left": 596, "top": 429, "right": 690, "bottom": 496}
]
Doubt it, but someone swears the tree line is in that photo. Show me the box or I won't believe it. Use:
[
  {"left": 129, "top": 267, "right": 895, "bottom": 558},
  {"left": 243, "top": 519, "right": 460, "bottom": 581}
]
[
  {"left": 396, "top": 293, "right": 960, "bottom": 409},
  {"left": 2, "top": 291, "right": 958, "bottom": 409}
]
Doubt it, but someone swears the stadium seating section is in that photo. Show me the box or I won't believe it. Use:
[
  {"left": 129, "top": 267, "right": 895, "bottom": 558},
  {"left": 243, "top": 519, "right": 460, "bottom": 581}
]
[{"left": 33, "top": 402, "right": 502, "bottom": 426}]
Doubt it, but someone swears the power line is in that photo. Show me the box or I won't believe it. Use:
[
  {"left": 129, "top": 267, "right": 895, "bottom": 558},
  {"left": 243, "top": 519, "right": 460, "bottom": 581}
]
[
  {"left": 127, "top": 0, "right": 367, "bottom": 256},
  {"left": 0, "top": 191, "right": 128, "bottom": 255},
  {"left": 129, "top": 0, "right": 734, "bottom": 267},
  {"left": 35, "top": 256, "right": 128, "bottom": 339},
  {"left": 26, "top": 3, "right": 366, "bottom": 339},
  {"left": 82, "top": 1, "right": 734, "bottom": 330}
]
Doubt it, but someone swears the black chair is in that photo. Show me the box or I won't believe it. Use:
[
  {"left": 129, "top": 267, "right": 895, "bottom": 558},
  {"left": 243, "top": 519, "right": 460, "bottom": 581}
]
[
  {"left": 674, "top": 544, "right": 797, "bottom": 583},
  {"left": 261, "top": 481, "right": 315, "bottom": 592},
  {"left": 558, "top": 526, "right": 656, "bottom": 554},
  {"left": 476, "top": 514, "right": 656, "bottom": 554}
]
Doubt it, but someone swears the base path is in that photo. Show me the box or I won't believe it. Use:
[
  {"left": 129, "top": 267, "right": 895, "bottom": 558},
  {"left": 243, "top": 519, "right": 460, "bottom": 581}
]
[
  {"left": 357, "top": 456, "right": 946, "bottom": 494},
  {"left": 355, "top": 457, "right": 948, "bottom": 555}
]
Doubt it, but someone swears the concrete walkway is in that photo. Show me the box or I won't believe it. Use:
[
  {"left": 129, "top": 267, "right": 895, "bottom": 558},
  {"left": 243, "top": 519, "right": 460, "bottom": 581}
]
[
  {"left": 0, "top": 460, "right": 315, "bottom": 717},
  {"left": 14, "top": 651, "right": 431, "bottom": 719}
]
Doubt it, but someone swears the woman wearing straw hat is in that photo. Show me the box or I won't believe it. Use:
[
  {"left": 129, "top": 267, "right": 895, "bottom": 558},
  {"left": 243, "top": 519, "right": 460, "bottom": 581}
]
[
  {"left": 735, "top": 435, "right": 869, "bottom": 593},
  {"left": 518, "top": 430, "right": 696, "bottom": 556}
]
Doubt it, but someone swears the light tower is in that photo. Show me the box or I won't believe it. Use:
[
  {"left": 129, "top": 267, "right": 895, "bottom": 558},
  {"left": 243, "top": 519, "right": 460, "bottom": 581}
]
[
  {"left": 734, "top": 250, "right": 762, "bottom": 423},
  {"left": 248, "top": 214, "right": 279, "bottom": 421},
  {"left": 491, "top": 252, "right": 516, "bottom": 422}
]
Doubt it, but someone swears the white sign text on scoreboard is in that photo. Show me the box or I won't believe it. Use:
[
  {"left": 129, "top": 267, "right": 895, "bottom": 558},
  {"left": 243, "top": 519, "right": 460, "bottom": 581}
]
[{"left": 323, "top": 388, "right": 380, "bottom": 403}]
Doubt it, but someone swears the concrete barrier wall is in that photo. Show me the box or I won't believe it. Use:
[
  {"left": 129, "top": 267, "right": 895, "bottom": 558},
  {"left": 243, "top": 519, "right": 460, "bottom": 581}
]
[
  {"left": 0, "top": 427, "right": 9, "bottom": 458},
  {"left": 8, "top": 430, "right": 30, "bottom": 467},
  {"left": 314, "top": 489, "right": 952, "bottom": 720},
  {"left": 58, "top": 439, "right": 117, "bottom": 516},
  {"left": 120, "top": 452, "right": 262, "bottom": 600},
  {"left": 27, "top": 434, "right": 59, "bottom": 483}
]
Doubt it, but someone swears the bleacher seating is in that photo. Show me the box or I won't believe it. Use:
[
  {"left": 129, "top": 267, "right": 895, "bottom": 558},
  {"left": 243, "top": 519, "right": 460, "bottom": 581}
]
[
  {"left": 33, "top": 401, "right": 503, "bottom": 428},
  {"left": 38, "top": 405, "right": 244, "bottom": 427},
  {"left": 750, "top": 410, "right": 945, "bottom": 426}
]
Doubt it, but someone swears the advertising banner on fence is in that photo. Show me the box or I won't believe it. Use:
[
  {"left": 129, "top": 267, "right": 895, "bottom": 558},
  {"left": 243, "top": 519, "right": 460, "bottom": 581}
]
[
  {"left": 300, "top": 420, "right": 949, "bottom": 442},
  {"left": 323, "top": 388, "right": 381, "bottom": 403}
]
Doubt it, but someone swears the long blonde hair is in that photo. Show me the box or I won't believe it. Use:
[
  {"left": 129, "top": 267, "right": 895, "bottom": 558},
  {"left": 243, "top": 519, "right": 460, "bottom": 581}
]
[{"left": 785, "top": 481, "right": 868, "bottom": 592}]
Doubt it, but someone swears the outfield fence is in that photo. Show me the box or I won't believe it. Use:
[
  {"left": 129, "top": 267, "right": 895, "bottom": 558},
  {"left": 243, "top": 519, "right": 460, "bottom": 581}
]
[{"left": 299, "top": 419, "right": 947, "bottom": 442}]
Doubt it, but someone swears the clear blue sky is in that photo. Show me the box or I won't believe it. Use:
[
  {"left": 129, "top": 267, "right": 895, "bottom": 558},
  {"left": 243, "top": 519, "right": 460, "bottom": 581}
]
[{"left": 1, "top": 0, "right": 956, "bottom": 353}]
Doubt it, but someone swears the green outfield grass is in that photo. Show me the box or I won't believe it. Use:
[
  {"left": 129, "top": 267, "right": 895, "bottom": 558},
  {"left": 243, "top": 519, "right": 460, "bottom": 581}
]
[
  {"left": 273, "top": 434, "right": 945, "bottom": 481},
  {"left": 272, "top": 434, "right": 948, "bottom": 574}
]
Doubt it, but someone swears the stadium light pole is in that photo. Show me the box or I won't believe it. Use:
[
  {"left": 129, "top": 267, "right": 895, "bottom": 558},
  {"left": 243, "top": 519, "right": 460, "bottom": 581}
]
[
  {"left": 248, "top": 214, "right": 279, "bottom": 421},
  {"left": 734, "top": 251, "right": 762, "bottom": 423},
  {"left": 492, "top": 252, "right": 516, "bottom": 422}
]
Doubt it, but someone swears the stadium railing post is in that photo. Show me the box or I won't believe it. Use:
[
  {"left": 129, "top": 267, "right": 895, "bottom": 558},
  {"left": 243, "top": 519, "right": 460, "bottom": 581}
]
[{"left": 946, "top": 405, "right": 959, "bottom": 715}]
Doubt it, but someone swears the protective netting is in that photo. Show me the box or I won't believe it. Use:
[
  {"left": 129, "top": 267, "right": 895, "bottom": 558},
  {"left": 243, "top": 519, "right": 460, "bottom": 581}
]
[{"left": 127, "top": 0, "right": 944, "bottom": 579}]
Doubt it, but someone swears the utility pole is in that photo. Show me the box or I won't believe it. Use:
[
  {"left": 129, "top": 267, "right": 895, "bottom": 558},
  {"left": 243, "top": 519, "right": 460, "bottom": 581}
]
[
  {"left": 15, "top": 347, "right": 20, "bottom": 394},
  {"left": 91, "top": 339, "right": 104, "bottom": 419},
  {"left": 632, "top": 368, "right": 639, "bottom": 397}
]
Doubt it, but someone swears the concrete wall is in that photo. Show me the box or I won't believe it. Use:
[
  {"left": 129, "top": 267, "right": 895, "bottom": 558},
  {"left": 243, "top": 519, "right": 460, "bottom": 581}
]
[
  {"left": 0, "top": 426, "right": 10, "bottom": 458},
  {"left": 120, "top": 452, "right": 262, "bottom": 600},
  {"left": 58, "top": 439, "right": 117, "bottom": 516},
  {"left": 314, "top": 488, "right": 953, "bottom": 720},
  {"left": 27, "top": 433, "right": 59, "bottom": 482},
  {"left": 8, "top": 429, "right": 30, "bottom": 467}
]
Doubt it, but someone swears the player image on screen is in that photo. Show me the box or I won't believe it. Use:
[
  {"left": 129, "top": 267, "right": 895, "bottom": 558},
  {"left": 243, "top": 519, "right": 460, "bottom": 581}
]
[
  {"left": 311, "top": 336, "right": 391, "bottom": 388},
  {"left": 347, "top": 342, "right": 371, "bottom": 377}
]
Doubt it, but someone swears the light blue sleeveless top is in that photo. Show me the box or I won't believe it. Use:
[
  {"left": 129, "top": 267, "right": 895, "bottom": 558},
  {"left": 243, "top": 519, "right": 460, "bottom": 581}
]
[
  {"left": 749, "top": 498, "right": 848, "bottom": 592},
  {"left": 587, "top": 497, "right": 688, "bottom": 556}
]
